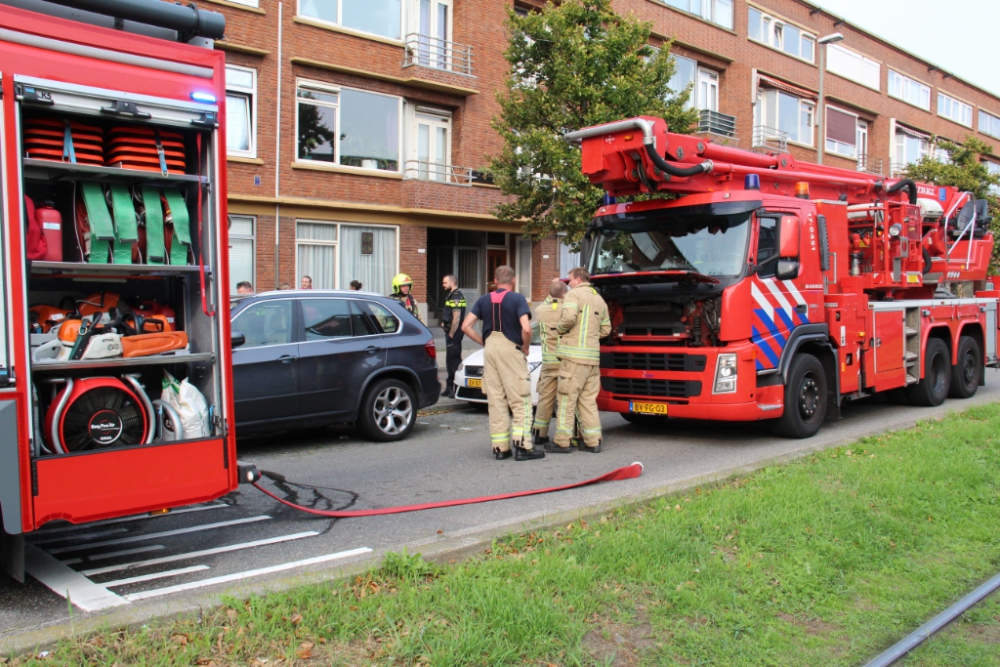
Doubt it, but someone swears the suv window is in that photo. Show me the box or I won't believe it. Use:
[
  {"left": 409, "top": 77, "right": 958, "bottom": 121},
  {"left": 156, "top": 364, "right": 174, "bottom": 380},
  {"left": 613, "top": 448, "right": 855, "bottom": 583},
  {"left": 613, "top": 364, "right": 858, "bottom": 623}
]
[
  {"left": 302, "top": 299, "right": 352, "bottom": 340},
  {"left": 233, "top": 300, "right": 293, "bottom": 347},
  {"left": 350, "top": 300, "right": 377, "bottom": 336},
  {"left": 358, "top": 300, "right": 400, "bottom": 334}
]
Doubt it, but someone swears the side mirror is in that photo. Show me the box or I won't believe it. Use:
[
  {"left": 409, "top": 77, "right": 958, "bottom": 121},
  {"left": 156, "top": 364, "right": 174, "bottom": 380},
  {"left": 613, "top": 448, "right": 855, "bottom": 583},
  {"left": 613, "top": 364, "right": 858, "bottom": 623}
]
[
  {"left": 776, "top": 260, "right": 800, "bottom": 281},
  {"left": 779, "top": 216, "right": 800, "bottom": 258},
  {"left": 231, "top": 330, "right": 246, "bottom": 349}
]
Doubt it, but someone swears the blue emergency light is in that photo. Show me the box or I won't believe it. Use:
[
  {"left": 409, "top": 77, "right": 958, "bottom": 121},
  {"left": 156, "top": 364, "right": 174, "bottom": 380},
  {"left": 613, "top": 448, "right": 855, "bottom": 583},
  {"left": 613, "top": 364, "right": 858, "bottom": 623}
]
[
  {"left": 191, "top": 91, "right": 217, "bottom": 104},
  {"left": 745, "top": 174, "right": 760, "bottom": 190}
]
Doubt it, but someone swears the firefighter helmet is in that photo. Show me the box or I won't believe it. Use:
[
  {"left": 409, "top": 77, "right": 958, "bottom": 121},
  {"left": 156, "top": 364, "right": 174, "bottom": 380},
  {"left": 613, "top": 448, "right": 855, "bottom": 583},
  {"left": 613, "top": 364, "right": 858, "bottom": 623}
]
[{"left": 392, "top": 273, "right": 413, "bottom": 293}]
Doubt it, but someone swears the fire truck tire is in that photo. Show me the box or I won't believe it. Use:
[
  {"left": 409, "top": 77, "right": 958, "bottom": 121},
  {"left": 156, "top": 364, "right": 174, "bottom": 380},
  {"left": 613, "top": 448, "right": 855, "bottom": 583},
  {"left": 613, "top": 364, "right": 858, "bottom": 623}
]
[
  {"left": 949, "top": 336, "right": 981, "bottom": 399},
  {"left": 771, "top": 354, "right": 827, "bottom": 439},
  {"left": 906, "top": 338, "right": 951, "bottom": 407},
  {"left": 358, "top": 378, "right": 417, "bottom": 442}
]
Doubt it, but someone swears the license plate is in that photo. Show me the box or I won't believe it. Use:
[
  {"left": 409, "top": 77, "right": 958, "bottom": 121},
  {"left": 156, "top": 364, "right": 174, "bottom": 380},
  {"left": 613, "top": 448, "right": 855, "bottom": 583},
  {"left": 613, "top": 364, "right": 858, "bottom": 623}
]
[
  {"left": 466, "top": 378, "right": 482, "bottom": 388},
  {"left": 630, "top": 401, "right": 667, "bottom": 415}
]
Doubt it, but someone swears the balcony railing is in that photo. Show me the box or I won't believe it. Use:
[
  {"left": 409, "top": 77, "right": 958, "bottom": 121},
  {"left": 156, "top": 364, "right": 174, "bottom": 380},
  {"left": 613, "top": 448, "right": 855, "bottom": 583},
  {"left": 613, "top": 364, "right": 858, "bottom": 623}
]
[
  {"left": 751, "top": 125, "right": 788, "bottom": 152},
  {"left": 857, "top": 155, "right": 884, "bottom": 175},
  {"left": 889, "top": 162, "right": 911, "bottom": 177},
  {"left": 403, "top": 160, "right": 473, "bottom": 186},
  {"left": 697, "top": 109, "right": 737, "bottom": 141},
  {"left": 403, "top": 34, "right": 474, "bottom": 76}
]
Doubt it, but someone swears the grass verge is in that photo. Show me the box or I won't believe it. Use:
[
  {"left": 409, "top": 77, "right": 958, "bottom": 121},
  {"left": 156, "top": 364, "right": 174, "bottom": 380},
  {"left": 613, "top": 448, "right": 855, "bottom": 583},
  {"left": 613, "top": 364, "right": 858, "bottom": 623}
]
[{"left": 9, "top": 404, "right": 1000, "bottom": 666}]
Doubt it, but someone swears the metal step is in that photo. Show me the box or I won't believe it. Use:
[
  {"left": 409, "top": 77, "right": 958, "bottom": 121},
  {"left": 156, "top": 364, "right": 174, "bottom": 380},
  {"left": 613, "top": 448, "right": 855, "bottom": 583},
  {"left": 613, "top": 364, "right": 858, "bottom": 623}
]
[
  {"left": 906, "top": 373, "right": 919, "bottom": 385},
  {"left": 905, "top": 327, "right": 919, "bottom": 336},
  {"left": 905, "top": 352, "right": 919, "bottom": 364}
]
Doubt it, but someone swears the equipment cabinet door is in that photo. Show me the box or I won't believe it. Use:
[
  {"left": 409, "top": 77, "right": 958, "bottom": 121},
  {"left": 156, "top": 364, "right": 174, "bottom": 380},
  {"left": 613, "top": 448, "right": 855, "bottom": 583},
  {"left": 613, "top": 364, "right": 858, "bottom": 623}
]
[{"left": 230, "top": 298, "right": 300, "bottom": 426}]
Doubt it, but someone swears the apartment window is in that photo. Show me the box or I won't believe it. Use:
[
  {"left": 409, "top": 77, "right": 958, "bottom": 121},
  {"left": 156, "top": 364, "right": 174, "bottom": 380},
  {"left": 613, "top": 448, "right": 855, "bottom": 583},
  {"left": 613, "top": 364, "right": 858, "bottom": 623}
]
[
  {"left": 980, "top": 111, "right": 1000, "bottom": 141},
  {"left": 826, "top": 43, "right": 879, "bottom": 90},
  {"left": 668, "top": 54, "right": 697, "bottom": 107},
  {"left": 296, "top": 81, "right": 401, "bottom": 172},
  {"left": 409, "top": 106, "right": 452, "bottom": 181},
  {"left": 894, "top": 126, "right": 930, "bottom": 168},
  {"left": 983, "top": 160, "right": 1000, "bottom": 196},
  {"left": 226, "top": 0, "right": 258, "bottom": 8},
  {"left": 226, "top": 66, "right": 256, "bottom": 157},
  {"left": 664, "top": 0, "right": 733, "bottom": 29},
  {"left": 228, "top": 215, "right": 255, "bottom": 294},
  {"left": 558, "top": 233, "right": 581, "bottom": 279},
  {"left": 748, "top": 7, "right": 815, "bottom": 63},
  {"left": 667, "top": 56, "right": 719, "bottom": 112},
  {"left": 938, "top": 93, "right": 973, "bottom": 127},
  {"left": 825, "top": 107, "right": 860, "bottom": 158},
  {"left": 296, "top": 221, "right": 398, "bottom": 294},
  {"left": 888, "top": 70, "right": 931, "bottom": 110},
  {"left": 297, "top": 0, "right": 402, "bottom": 40},
  {"left": 412, "top": 0, "right": 453, "bottom": 69},
  {"left": 756, "top": 88, "right": 814, "bottom": 146}
]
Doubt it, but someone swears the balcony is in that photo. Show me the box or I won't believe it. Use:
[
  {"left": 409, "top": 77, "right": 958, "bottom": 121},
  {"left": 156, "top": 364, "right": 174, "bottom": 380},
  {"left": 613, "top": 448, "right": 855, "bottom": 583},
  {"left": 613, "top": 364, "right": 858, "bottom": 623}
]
[
  {"left": 403, "top": 160, "right": 473, "bottom": 186},
  {"left": 697, "top": 109, "right": 737, "bottom": 142},
  {"left": 404, "top": 34, "right": 474, "bottom": 77},
  {"left": 889, "top": 162, "right": 911, "bottom": 177},
  {"left": 751, "top": 126, "right": 788, "bottom": 153},
  {"left": 857, "top": 155, "right": 884, "bottom": 175}
]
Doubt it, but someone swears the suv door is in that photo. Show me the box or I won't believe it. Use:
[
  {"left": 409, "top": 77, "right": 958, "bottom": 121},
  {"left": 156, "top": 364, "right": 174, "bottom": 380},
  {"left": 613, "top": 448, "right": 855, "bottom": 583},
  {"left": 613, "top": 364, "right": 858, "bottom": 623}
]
[
  {"left": 297, "top": 297, "right": 387, "bottom": 417},
  {"left": 231, "top": 299, "right": 300, "bottom": 425}
]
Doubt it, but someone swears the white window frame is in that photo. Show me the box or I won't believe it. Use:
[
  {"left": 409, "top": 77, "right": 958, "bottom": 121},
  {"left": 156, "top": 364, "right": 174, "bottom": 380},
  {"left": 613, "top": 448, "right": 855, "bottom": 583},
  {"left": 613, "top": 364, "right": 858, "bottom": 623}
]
[
  {"left": 225, "top": 0, "right": 259, "bottom": 8},
  {"left": 668, "top": 53, "right": 697, "bottom": 109},
  {"left": 894, "top": 126, "right": 930, "bottom": 169},
  {"left": 297, "top": 0, "right": 404, "bottom": 42},
  {"left": 407, "top": 0, "right": 455, "bottom": 70},
  {"left": 755, "top": 87, "right": 815, "bottom": 147},
  {"left": 697, "top": 68, "right": 719, "bottom": 112},
  {"left": 747, "top": 6, "right": 815, "bottom": 64},
  {"left": 295, "top": 220, "right": 400, "bottom": 291},
  {"left": 295, "top": 79, "right": 403, "bottom": 173},
  {"left": 981, "top": 110, "right": 1000, "bottom": 139},
  {"left": 225, "top": 65, "right": 257, "bottom": 158},
  {"left": 826, "top": 43, "right": 880, "bottom": 91},
  {"left": 406, "top": 104, "right": 452, "bottom": 181},
  {"left": 888, "top": 70, "right": 931, "bottom": 111},
  {"left": 824, "top": 105, "right": 859, "bottom": 158},
  {"left": 983, "top": 160, "right": 1000, "bottom": 196},
  {"left": 663, "top": 0, "right": 733, "bottom": 30},
  {"left": 937, "top": 92, "right": 973, "bottom": 128},
  {"left": 228, "top": 215, "right": 256, "bottom": 294}
]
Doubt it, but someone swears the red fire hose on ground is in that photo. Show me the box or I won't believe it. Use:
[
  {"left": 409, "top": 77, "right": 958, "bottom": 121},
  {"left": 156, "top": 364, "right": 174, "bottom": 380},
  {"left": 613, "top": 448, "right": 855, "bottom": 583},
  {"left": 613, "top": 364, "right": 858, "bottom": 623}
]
[{"left": 251, "top": 462, "right": 644, "bottom": 518}]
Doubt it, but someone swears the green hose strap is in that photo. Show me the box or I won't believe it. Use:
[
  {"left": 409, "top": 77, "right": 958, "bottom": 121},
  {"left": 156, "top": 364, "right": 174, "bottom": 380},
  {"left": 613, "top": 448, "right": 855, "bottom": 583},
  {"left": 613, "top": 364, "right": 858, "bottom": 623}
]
[
  {"left": 142, "top": 186, "right": 166, "bottom": 265},
  {"left": 109, "top": 184, "right": 137, "bottom": 264},
  {"left": 80, "top": 182, "right": 113, "bottom": 263},
  {"left": 161, "top": 188, "right": 190, "bottom": 265}
]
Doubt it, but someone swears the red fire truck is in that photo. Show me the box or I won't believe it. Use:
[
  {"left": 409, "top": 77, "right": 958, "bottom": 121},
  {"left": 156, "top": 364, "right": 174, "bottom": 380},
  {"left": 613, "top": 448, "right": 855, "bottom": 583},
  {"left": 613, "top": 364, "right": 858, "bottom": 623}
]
[
  {"left": 0, "top": 0, "right": 250, "bottom": 581},
  {"left": 565, "top": 116, "right": 999, "bottom": 438}
]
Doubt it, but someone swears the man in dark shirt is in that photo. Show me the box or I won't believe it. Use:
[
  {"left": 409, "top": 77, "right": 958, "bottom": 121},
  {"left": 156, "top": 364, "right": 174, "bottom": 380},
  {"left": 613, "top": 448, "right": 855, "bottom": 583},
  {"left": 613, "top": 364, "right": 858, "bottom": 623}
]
[
  {"left": 462, "top": 266, "right": 544, "bottom": 461},
  {"left": 440, "top": 274, "right": 466, "bottom": 398}
]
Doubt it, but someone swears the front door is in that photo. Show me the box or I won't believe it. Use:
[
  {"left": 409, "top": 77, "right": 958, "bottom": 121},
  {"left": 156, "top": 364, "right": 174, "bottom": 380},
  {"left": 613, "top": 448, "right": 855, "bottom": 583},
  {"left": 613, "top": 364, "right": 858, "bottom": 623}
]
[
  {"left": 486, "top": 248, "right": 506, "bottom": 292},
  {"left": 231, "top": 299, "right": 300, "bottom": 425}
]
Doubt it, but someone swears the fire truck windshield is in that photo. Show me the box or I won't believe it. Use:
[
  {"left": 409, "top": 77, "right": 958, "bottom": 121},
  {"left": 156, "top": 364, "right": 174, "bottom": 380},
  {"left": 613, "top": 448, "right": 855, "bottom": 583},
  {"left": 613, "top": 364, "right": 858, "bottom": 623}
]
[{"left": 588, "top": 203, "right": 755, "bottom": 279}]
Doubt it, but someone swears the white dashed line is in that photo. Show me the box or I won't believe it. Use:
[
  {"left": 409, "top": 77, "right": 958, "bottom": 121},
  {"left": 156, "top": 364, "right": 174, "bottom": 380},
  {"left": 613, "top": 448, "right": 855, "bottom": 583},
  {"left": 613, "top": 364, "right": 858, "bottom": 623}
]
[
  {"left": 101, "top": 565, "right": 210, "bottom": 589},
  {"left": 47, "top": 516, "right": 272, "bottom": 554}
]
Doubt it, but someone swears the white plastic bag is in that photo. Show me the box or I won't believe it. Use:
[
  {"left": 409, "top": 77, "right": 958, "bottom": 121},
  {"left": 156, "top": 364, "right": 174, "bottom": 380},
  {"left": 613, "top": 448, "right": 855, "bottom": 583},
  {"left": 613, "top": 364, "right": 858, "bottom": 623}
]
[{"left": 161, "top": 371, "right": 210, "bottom": 439}]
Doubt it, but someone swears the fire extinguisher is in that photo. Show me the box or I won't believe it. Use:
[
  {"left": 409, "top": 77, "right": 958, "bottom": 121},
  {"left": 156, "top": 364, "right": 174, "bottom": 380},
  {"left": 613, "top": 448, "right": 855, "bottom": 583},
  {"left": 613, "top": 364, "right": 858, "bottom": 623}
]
[{"left": 35, "top": 201, "right": 62, "bottom": 262}]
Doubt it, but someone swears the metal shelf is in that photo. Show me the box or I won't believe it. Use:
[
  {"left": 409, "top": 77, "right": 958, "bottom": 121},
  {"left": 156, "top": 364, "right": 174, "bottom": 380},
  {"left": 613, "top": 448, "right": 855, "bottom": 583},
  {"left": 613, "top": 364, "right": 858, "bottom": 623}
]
[
  {"left": 31, "top": 352, "right": 215, "bottom": 373},
  {"left": 22, "top": 158, "right": 207, "bottom": 185},
  {"left": 30, "top": 261, "right": 202, "bottom": 278}
]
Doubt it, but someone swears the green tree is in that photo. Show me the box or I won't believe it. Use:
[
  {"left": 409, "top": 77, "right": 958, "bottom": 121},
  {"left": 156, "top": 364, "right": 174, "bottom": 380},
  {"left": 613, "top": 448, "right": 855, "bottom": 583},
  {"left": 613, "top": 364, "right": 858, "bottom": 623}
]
[{"left": 490, "top": 0, "right": 699, "bottom": 243}]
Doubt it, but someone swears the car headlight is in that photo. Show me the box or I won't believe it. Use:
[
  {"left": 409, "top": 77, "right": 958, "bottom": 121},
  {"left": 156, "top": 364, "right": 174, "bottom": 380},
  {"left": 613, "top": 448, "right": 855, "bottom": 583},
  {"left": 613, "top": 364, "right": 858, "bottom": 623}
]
[
  {"left": 457, "top": 362, "right": 465, "bottom": 372},
  {"left": 713, "top": 353, "right": 738, "bottom": 394},
  {"left": 527, "top": 361, "right": 542, "bottom": 373}
]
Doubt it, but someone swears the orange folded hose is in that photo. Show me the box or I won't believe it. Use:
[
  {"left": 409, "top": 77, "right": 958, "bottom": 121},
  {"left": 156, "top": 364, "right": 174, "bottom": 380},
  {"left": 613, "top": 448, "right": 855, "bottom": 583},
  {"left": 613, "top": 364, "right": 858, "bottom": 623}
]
[{"left": 121, "top": 331, "right": 188, "bottom": 358}]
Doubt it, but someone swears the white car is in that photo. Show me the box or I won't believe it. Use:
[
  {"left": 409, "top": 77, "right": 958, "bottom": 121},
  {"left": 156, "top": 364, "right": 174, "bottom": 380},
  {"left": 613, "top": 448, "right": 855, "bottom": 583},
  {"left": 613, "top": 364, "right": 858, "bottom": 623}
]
[{"left": 455, "top": 322, "right": 543, "bottom": 406}]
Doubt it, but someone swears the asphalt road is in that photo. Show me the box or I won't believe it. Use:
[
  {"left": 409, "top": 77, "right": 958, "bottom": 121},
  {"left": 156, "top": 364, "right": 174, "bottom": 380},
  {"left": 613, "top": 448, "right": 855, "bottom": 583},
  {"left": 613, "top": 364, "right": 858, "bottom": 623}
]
[{"left": 3, "top": 379, "right": 1000, "bottom": 650}]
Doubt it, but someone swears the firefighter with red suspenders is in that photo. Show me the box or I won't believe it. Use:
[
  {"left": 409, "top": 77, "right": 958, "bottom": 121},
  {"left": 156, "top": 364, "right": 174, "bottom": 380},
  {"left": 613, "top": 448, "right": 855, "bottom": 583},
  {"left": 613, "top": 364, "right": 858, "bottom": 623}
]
[{"left": 462, "top": 266, "right": 545, "bottom": 461}]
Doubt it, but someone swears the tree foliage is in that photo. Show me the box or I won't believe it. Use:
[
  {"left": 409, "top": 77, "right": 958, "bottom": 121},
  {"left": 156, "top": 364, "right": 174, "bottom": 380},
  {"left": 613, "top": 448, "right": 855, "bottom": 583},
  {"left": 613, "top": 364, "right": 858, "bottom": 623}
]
[{"left": 490, "top": 0, "right": 699, "bottom": 243}]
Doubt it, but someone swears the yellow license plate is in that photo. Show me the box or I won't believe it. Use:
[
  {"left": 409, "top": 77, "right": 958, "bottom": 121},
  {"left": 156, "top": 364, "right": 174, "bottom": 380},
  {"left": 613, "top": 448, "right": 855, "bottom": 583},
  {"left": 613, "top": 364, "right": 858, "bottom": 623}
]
[
  {"left": 466, "top": 378, "right": 483, "bottom": 388},
  {"left": 630, "top": 401, "right": 667, "bottom": 415}
]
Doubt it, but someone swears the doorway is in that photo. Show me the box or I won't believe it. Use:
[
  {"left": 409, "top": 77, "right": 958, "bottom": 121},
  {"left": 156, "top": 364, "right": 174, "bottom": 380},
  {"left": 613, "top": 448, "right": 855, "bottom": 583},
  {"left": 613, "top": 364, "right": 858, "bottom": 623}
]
[{"left": 486, "top": 248, "right": 506, "bottom": 292}]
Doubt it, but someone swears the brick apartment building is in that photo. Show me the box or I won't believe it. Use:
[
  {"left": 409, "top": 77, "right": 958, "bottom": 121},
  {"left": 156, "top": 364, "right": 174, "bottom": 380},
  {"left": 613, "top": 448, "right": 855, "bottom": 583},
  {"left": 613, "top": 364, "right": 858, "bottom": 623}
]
[{"left": 207, "top": 0, "right": 1000, "bottom": 320}]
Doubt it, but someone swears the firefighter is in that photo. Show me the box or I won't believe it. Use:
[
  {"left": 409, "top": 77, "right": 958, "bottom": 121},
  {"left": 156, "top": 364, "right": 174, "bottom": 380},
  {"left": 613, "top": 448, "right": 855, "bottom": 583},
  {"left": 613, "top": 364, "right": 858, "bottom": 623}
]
[
  {"left": 389, "top": 273, "right": 422, "bottom": 322},
  {"left": 440, "top": 274, "right": 466, "bottom": 398},
  {"left": 462, "top": 265, "right": 544, "bottom": 461},
  {"left": 549, "top": 267, "right": 611, "bottom": 453},
  {"left": 532, "top": 279, "right": 568, "bottom": 445}
]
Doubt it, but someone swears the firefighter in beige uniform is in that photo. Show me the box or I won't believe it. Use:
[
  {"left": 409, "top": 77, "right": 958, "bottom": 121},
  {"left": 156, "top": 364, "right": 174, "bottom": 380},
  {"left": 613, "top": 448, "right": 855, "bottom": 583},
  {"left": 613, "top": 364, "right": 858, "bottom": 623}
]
[
  {"left": 548, "top": 268, "right": 611, "bottom": 453},
  {"left": 531, "top": 279, "right": 568, "bottom": 445}
]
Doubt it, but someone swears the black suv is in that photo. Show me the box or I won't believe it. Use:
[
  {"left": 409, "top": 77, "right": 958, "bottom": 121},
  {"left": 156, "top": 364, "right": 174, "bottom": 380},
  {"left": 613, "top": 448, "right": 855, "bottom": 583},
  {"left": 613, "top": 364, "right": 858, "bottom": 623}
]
[{"left": 230, "top": 290, "right": 440, "bottom": 441}]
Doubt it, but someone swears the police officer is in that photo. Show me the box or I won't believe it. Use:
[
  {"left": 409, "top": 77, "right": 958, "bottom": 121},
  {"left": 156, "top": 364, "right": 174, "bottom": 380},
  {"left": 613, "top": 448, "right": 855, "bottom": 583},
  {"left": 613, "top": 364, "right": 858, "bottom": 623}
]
[
  {"left": 531, "top": 279, "right": 568, "bottom": 445},
  {"left": 389, "top": 273, "right": 422, "bottom": 322},
  {"left": 462, "top": 266, "right": 544, "bottom": 461},
  {"left": 440, "top": 274, "right": 466, "bottom": 398},
  {"left": 548, "top": 267, "right": 611, "bottom": 453}
]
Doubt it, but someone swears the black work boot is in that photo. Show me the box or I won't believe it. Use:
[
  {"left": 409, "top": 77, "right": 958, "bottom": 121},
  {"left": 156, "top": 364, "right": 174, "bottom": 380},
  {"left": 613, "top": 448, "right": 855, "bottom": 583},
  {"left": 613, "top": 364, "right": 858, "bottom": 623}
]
[
  {"left": 532, "top": 430, "right": 549, "bottom": 446},
  {"left": 493, "top": 447, "right": 512, "bottom": 461},
  {"left": 578, "top": 439, "right": 602, "bottom": 454},
  {"left": 544, "top": 441, "right": 573, "bottom": 453},
  {"left": 514, "top": 444, "right": 545, "bottom": 461}
]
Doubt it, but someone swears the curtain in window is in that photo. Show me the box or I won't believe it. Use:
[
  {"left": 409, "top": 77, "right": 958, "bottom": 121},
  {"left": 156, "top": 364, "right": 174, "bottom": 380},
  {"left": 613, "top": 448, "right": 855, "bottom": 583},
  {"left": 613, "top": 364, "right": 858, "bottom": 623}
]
[
  {"left": 297, "top": 222, "right": 337, "bottom": 289},
  {"left": 339, "top": 225, "right": 396, "bottom": 296},
  {"left": 229, "top": 238, "right": 254, "bottom": 293},
  {"left": 559, "top": 236, "right": 581, "bottom": 278}
]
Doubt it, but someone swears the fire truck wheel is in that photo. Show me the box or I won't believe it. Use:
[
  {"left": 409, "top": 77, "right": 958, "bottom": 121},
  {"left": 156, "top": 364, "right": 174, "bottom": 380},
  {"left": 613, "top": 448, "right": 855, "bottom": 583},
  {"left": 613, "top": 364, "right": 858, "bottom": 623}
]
[
  {"left": 949, "top": 336, "right": 981, "bottom": 399},
  {"left": 358, "top": 378, "right": 417, "bottom": 442},
  {"left": 906, "top": 338, "right": 951, "bottom": 407},
  {"left": 771, "top": 353, "right": 827, "bottom": 439}
]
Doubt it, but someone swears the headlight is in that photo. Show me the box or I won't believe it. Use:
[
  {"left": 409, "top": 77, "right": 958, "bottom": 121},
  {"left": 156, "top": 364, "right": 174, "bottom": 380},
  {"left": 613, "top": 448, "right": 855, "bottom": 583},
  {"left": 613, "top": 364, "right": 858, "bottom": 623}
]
[
  {"left": 888, "top": 223, "right": 902, "bottom": 237},
  {"left": 457, "top": 362, "right": 465, "bottom": 372},
  {"left": 713, "top": 353, "right": 738, "bottom": 394},
  {"left": 527, "top": 362, "right": 542, "bottom": 373}
]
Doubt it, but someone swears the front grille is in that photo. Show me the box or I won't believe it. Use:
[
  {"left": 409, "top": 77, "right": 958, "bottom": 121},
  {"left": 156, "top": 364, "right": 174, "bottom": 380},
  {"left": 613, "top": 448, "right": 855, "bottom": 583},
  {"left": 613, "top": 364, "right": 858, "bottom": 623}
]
[
  {"left": 602, "top": 377, "right": 702, "bottom": 398},
  {"left": 456, "top": 386, "right": 486, "bottom": 400},
  {"left": 464, "top": 365, "right": 484, "bottom": 378},
  {"left": 621, "top": 303, "right": 685, "bottom": 336},
  {"left": 603, "top": 352, "right": 707, "bottom": 372}
]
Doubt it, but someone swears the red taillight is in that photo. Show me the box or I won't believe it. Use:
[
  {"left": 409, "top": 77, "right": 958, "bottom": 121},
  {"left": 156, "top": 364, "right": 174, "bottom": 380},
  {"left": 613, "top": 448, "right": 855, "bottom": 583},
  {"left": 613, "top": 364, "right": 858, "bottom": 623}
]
[{"left": 424, "top": 340, "right": 437, "bottom": 359}]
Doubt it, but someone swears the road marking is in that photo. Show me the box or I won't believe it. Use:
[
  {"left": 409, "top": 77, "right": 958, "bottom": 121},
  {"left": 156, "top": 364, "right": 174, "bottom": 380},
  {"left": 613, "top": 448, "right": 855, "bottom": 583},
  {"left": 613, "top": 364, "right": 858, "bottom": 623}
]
[
  {"left": 30, "top": 528, "right": 128, "bottom": 546},
  {"left": 28, "top": 503, "right": 229, "bottom": 538},
  {"left": 101, "top": 565, "right": 210, "bottom": 589},
  {"left": 62, "top": 545, "right": 167, "bottom": 566},
  {"left": 24, "top": 545, "right": 128, "bottom": 612},
  {"left": 47, "top": 516, "right": 272, "bottom": 555},
  {"left": 123, "top": 548, "right": 373, "bottom": 602},
  {"left": 81, "top": 532, "right": 321, "bottom": 576}
]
